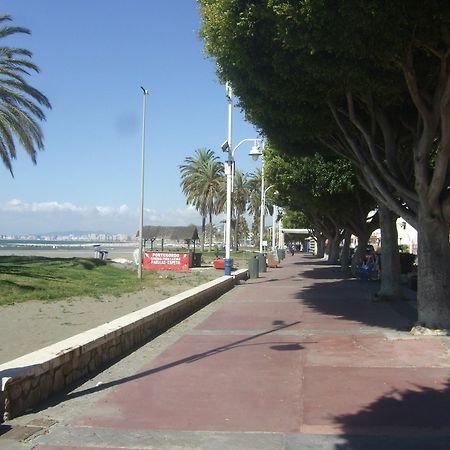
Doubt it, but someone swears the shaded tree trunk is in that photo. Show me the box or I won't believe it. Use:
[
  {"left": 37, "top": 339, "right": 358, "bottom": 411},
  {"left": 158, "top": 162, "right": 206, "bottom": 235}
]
[
  {"left": 340, "top": 229, "right": 352, "bottom": 275},
  {"left": 376, "top": 205, "right": 402, "bottom": 300},
  {"left": 316, "top": 235, "right": 326, "bottom": 258},
  {"left": 327, "top": 229, "right": 341, "bottom": 264},
  {"left": 351, "top": 231, "right": 370, "bottom": 276},
  {"left": 416, "top": 213, "right": 450, "bottom": 328}
]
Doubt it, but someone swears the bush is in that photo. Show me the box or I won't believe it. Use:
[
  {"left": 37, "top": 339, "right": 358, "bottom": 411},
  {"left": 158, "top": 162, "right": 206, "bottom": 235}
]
[{"left": 399, "top": 252, "right": 416, "bottom": 274}]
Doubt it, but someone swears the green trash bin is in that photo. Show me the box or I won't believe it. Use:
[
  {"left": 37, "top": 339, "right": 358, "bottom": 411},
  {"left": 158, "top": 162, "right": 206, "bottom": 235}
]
[
  {"left": 258, "top": 253, "right": 267, "bottom": 272},
  {"left": 248, "top": 255, "right": 259, "bottom": 279}
]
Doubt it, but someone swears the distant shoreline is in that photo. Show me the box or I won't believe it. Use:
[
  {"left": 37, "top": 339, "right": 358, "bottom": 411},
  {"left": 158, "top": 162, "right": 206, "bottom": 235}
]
[
  {"left": 0, "top": 240, "right": 138, "bottom": 260},
  {"left": 0, "top": 241, "right": 136, "bottom": 249}
]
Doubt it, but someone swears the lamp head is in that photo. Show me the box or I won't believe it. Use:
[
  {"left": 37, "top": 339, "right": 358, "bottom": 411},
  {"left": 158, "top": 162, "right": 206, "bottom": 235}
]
[{"left": 249, "top": 145, "right": 262, "bottom": 161}]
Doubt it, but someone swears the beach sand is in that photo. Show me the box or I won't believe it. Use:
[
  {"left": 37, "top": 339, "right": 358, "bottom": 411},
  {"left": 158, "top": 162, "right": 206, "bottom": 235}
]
[
  {"left": 0, "top": 248, "right": 223, "bottom": 364},
  {"left": 0, "top": 245, "right": 137, "bottom": 261}
]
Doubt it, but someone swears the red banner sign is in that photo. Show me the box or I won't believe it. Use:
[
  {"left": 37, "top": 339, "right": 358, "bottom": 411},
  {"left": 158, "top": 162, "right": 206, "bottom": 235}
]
[{"left": 143, "top": 251, "right": 190, "bottom": 271}]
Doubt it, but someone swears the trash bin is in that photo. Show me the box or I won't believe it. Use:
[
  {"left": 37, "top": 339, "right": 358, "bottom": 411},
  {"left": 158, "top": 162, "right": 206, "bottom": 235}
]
[
  {"left": 248, "top": 255, "right": 259, "bottom": 279},
  {"left": 257, "top": 253, "right": 267, "bottom": 272},
  {"left": 190, "top": 252, "right": 202, "bottom": 267},
  {"left": 277, "top": 249, "right": 285, "bottom": 261},
  {"left": 224, "top": 258, "right": 233, "bottom": 275}
]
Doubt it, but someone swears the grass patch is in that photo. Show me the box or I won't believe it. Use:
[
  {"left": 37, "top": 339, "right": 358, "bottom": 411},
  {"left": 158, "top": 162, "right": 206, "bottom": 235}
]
[{"left": 0, "top": 256, "right": 210, "bottom": 306}]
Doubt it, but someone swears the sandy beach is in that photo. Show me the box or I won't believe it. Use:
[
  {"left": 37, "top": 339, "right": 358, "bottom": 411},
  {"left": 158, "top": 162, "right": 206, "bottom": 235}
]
[
  {"left": 0, "top": 247, "right": 223, "bottom": 364},
  {"left": 0, "top": 243, "right": 138, "bottom": 262}
]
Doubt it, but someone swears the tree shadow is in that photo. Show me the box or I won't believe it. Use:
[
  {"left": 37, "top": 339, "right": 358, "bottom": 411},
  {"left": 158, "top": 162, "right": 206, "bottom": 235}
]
[
  {"left": 333, "top": 379, "right": 450, "bottom": 449},
  {"left": 301, "top": 265, "right": 346, "bottom": 279},
  {"left": 298, "top": 275, "right": 417, "bottom": 330},
  {"left": 0, "top": 424, "right": 12, "bottom": 436}
]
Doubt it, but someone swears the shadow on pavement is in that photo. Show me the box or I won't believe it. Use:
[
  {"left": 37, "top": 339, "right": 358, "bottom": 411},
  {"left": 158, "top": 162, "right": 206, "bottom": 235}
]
[
  {"left": 301, "top": 265, "right": 347, "bottom": 279},
  {"left": 34, "top": 320, "right": 306, "bottom": 412},
  {"left": 297, "top": 276, "right": 416, "bottom": 330},
  {"left": 334, "top": 379, "right": 450, "bottom": 449}
]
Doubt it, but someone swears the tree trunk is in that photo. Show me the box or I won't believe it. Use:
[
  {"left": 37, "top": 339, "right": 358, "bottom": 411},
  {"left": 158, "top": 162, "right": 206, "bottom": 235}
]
[
  {"left": 351, "top": 232, "right": 370, "bottom": 276},
  {"left": 376, "top": 205, "right": 402, "bottom": 300},
  {"left": 201, "top": 216, "right": 206, "bottom": 252},
  {"left": 416, "top": 214, "right": 450, "bottom": 329},
  {"left": 208, "top": 213, "right": 213, "bottom": 251},
  {"left": 316, "top": 236, "right": 326, "bottom": 258},
  {"left": 340, "top": 229, "right": 352, "bottom": 275},
  {"left": 234, "top": 212, "right": 240, "bottom": 251},
  {"left": 327, "top": 230, "right": 341, "bottom": 264}
]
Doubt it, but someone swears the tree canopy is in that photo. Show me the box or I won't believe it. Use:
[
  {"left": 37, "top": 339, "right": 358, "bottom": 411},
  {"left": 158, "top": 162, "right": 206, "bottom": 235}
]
[{"left": 199, "top": 0, "right": 450, "bottom": 328}]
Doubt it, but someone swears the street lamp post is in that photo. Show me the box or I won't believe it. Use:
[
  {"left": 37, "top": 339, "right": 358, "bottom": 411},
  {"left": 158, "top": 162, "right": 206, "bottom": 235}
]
[
  {"left": 223, "top": 83, "right": 262, "bottom": 275},
  {"left": 259, "top": 160, "right": 265, "bottom": 254},
  {"left": 272, "top": 204, "right": 277, "bottom": 250},
  {"left": 138, "top": 86, "right": 149, "bottom": 280},
  {"left": 224, "top": 82, "right": 233, "bottom": 276},
  {"left": 248, "top": 145, "right": 277, "bottom": 254}
]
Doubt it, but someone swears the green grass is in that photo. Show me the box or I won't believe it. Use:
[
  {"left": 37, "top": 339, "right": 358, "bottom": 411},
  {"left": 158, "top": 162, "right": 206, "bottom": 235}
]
[{"left": 0, "top": 256, "right": 212, "bottom": 306}]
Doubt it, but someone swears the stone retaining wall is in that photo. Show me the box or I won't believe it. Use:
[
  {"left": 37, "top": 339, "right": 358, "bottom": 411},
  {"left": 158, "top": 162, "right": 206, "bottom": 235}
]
[{"left": 0, "top": 270, "right": 247, "bottom": 421}]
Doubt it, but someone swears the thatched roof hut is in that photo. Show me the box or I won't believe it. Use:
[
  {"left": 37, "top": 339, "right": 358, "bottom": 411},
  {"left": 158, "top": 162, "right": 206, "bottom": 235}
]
[{"left": 137, "top": 225, "right": 199, "bottom": 251}]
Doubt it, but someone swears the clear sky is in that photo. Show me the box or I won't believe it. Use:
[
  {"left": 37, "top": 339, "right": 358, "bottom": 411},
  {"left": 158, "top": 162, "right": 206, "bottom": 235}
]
[{"left": 0, "top": 0, "right": 261, "bottom": 236}]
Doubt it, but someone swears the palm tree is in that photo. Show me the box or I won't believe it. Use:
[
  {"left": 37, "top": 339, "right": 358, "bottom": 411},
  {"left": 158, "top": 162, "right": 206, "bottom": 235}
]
[
  {"left": 180, "top": 148, "right": 224, "bottom": 251},
  {"left": 232, "top": 169, "right": 250, "bottom": 250},
  {"left": 0, "top": 15, "right": 51, "bottom": 175}
]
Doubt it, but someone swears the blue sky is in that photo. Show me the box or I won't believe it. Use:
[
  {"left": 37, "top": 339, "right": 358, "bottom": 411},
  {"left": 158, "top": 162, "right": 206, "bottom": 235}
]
[{"left": 0, "top": 0, "right": 261, "bottom": 235}]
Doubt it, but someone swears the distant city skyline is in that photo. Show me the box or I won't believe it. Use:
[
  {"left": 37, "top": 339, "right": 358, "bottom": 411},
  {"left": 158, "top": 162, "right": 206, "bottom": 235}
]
[{"left": 0, "top": 0, "right": 261, "bottom": 235}]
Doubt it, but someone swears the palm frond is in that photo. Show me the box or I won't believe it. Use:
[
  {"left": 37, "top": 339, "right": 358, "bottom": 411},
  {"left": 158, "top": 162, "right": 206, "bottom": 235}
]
[{"left": 0, "top": 15, "right": 50, "bottom": 174}]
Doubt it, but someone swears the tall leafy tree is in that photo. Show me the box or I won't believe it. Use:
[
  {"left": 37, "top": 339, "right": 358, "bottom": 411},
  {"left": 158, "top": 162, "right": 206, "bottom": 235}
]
[
  {"left": 179, "top": 148, "right": 224, "bottom": 251},
  {"left": 0, "top": 15, "right": 51, "bottom": 175},
  {"left": 199, "top": 0, "right": 450, "bottom": 328},
  {"left": 264, "top": 145, "right": 379, "bottom": 266}
]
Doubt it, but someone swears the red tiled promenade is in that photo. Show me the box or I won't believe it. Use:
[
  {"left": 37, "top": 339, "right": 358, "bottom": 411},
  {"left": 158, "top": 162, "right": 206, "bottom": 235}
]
[{"left": 1, "top": 254, "right": 450, "bottom": 449}]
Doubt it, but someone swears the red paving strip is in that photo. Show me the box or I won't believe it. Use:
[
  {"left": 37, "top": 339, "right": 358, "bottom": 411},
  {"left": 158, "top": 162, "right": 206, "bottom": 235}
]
[
  {"left": 306, "top": 334, "right": 450, "bottom": 368},
  {"left": 77, "top": 333, "right": 305, "bottom": 432},
  {"left": 302, "top": 366, "right": 450, "bottom": 434},
  {"left": 196, "top": 301, "right": 305, "bottom": 330}
]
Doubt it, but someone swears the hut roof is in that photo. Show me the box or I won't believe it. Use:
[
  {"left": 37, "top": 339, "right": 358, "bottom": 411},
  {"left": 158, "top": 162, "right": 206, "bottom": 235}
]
[{"left": 138, "top": 225, "right": 199, "bottom": 241}]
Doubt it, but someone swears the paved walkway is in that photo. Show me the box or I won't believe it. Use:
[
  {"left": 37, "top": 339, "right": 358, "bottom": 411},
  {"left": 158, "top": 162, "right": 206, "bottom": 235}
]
[{"left": 1, "top": 254, "right": 450, "bottom": 449}]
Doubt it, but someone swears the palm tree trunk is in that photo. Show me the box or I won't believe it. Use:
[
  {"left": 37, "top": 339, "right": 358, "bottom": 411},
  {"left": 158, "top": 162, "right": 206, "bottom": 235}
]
[
  {"left": 234, "top": 212, "right": 241, "bottom": 251},
  {"left": 208, "top": 212, "right": 213, "bottom": 251},
  {"left": 201, "top": 216, "right": 206, "bottom": 252}
]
